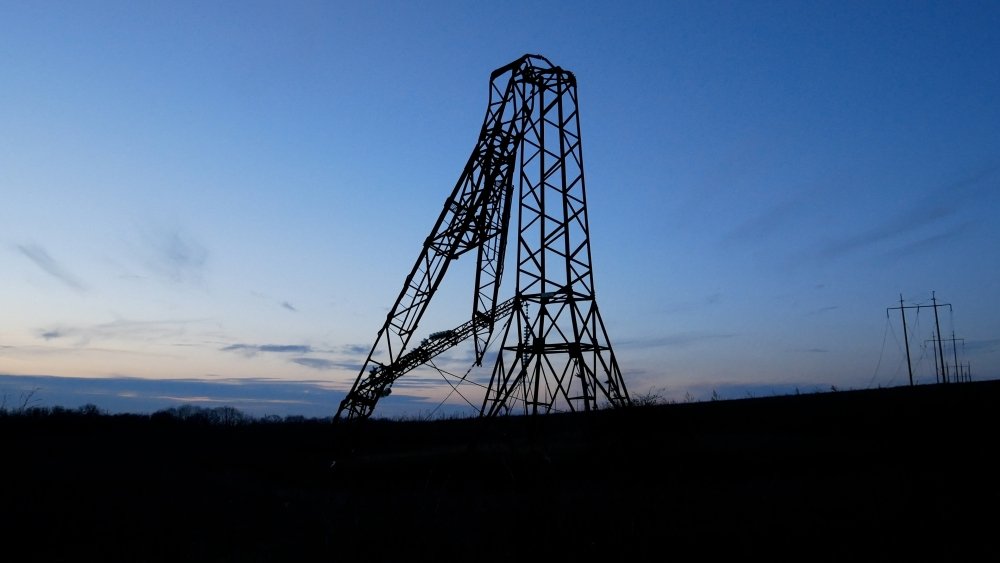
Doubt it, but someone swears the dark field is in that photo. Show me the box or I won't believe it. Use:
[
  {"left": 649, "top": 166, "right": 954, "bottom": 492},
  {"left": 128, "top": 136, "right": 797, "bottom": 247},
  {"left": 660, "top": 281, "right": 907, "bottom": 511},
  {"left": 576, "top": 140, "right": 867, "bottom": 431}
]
[{"left": 5, "top": 381, "right": 999, "bottom": 561}]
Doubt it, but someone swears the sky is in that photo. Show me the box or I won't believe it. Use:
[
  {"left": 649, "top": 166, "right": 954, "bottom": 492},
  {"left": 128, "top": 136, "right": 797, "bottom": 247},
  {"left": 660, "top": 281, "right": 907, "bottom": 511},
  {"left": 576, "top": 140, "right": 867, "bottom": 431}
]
[{"left": 2, "top": 0, "right": 999, "bottom": 418}]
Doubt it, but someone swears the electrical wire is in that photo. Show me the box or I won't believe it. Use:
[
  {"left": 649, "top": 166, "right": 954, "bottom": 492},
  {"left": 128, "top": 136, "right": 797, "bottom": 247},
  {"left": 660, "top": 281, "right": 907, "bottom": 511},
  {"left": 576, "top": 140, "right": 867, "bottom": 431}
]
[
  {"left": 421, "top": 326, "right": 509, "bottom": 420},
  {"left": 868, "top": 316, "right": 891, "bottom": 388}
]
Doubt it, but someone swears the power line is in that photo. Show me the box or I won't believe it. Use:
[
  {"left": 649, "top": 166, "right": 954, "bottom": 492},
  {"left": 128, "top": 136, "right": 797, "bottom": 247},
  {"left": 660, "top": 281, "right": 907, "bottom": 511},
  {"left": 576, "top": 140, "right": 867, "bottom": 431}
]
[{"left": 886, "top": 291, "right": 961, "bottom": 386}]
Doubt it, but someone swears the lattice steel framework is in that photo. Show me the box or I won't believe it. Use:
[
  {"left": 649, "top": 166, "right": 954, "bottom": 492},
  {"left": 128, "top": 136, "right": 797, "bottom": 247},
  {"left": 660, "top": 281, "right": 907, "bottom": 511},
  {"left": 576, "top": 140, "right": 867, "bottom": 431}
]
[
  {"left": 336, "top": 54, "right": 629, "bottom": 420},
  {"left": 481, "top": 57, "right": 629, "bottom": 415}
]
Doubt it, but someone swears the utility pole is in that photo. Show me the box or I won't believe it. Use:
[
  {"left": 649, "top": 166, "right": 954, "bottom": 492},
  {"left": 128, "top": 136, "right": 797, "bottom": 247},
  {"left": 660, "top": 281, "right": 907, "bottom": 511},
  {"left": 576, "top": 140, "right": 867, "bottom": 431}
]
[
  {"left": 887, "top": 294, "right": 917, "bottom": 386},
  {"left": 931, "top": 292, "right": 947, "bottom": 383},
  {"left": 925, "top": 337, "right": 942, "bottom": 384},
  {"left": 946, "top": 331, "right": 964, "bottom": 383},
  {"left": 925, "top": 332, "right": 966, "bottom": 384},
  {"left": 889, "top": 291, "right": 957, "bottom": 386},
  {"left": 918, "top": 291, "right": 952, "bottom": 384}
]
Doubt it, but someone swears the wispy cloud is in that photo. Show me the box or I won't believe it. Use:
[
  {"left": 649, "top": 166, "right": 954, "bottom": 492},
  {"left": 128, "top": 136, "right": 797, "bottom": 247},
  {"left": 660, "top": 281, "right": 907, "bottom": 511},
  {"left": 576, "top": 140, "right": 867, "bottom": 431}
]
[
  {"left": 249, "top": 291, "right": 299, "bottom": 313},
  {"left": 338, "top": 344, "right": 370, "bottom": 356},
  {"left": 137, "top": 226, "right": 207, "bottom": 284},
  {"left": 818, "top": 205, "right": 953, "bottom": 260},
  {"left": 40, "top": 329, "right": 66, "bottom": 340},
  {"left": 723, "top": 199, "right": 802, "bottom": 244},
  {"left": 883, "top": 221, "right": 974, "bottom": 260},
  {"left": 36, "top": 319, "right": 199, "bottom": 347},
  {"left": 16, "top": 243, "right": 87, "bottom": 291},
  {"left": 220, "top": 343, "right": 313, "bottom": 357},
  {"left": 219, "top": 342, "right": 368, "bottom": 372},
  {"left": 659, "top": 293, "right": 724, "bottom": 315},
  {"left": 292, "top": 358, "right": 337, "bottom": 370},
  {"left": 292, "top": 357, "right": 362, "bottom": 371},
  {"left": 618, "top": 331, "right": 737, "bottom": 350},
  {"left": 963, "top": 338, "right": 1000, "bottom": 355},
  {"left": 7, "top": 343, "right": 183, "bottom": 361},
  {"left": 814, "top": 166, "right": 996, "bottom": 261}
]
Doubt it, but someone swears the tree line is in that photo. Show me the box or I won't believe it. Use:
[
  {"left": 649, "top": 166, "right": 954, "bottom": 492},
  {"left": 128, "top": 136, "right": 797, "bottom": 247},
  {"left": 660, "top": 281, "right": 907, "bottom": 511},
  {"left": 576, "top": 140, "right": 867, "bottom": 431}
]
[{"left": 0, "top": 393, "right": 329, "bottom": 426}]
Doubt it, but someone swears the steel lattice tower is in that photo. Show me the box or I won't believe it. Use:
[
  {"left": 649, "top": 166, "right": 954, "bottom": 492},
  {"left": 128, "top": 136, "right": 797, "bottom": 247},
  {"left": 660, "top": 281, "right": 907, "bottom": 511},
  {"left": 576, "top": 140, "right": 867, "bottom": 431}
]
[
  {"left": 481, "top": 59, "right": 629, "bottom": 415},
  {"left": 336, "top": 55, "right": 629, "bottom": 420}
]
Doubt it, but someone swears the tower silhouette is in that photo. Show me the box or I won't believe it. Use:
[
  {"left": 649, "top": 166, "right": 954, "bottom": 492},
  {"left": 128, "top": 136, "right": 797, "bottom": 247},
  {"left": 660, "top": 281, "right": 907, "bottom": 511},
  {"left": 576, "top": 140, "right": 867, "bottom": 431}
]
[{"left": 337, "top": 55, "right": 629, "bottom": 420}]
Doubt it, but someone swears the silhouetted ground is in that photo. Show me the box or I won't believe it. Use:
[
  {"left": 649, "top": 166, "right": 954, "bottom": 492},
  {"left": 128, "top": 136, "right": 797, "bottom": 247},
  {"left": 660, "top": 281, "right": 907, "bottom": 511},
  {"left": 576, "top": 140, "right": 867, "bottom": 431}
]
[{"left": 4, "top": 380, "right": 999, "bottom": 561}]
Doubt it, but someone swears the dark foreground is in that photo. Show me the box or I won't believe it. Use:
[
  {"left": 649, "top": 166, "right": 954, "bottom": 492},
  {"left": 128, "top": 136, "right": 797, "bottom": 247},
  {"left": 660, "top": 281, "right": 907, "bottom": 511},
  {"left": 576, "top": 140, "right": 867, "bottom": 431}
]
[{"left": 5, "top": 381, "right": 999, "bottom": 561}]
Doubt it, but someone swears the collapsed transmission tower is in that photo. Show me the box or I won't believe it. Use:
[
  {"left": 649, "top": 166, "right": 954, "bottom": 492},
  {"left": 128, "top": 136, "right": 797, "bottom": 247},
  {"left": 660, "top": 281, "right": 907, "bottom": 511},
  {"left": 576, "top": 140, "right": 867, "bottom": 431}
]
[{"left": 336, "top": 54, "right": 630, "bottom": 420}]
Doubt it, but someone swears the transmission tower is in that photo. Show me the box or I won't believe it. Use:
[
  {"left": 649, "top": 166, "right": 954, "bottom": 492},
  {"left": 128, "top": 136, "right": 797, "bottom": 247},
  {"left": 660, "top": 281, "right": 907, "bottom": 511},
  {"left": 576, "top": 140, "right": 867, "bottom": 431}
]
[{"left": 336, "top": 55, "right": 629, "bottom": 420}]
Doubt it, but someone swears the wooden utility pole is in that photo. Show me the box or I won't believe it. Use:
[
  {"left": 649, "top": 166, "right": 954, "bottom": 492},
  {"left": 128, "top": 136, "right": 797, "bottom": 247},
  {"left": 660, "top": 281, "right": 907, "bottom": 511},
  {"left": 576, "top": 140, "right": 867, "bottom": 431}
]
[
  {"left": 942, "top": 331, "right": 966, "bottom": 383},
  {"left": 930, "top": 292, "right": 948, "bottom": 383},
  {"left": 917, "top": 292, "right": 952, "bottom": 384},
  {"left": 887, "top": 294, "right": 917, "bottom": 386}
]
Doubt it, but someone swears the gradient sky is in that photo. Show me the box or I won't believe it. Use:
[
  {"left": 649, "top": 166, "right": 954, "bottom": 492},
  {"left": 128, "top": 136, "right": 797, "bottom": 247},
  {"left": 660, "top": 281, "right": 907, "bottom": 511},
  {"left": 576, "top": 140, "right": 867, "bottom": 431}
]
[{"left": 2, "top": 0, "right": 999, "bottom": 418}]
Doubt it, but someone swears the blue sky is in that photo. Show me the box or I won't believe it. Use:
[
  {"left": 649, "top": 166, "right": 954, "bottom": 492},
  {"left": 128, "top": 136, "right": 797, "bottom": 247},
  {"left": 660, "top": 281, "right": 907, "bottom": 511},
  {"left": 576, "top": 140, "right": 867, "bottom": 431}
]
[{"left": 2, "top": 0, "right": 999, "bottom": 418}]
